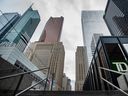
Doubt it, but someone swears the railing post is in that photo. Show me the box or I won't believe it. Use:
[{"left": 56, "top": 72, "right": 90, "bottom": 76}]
[
  {"left": 51, "top": 73, "right": 54, "bottom": 91},
  {"left": 44, "top": 67, "right": 50, "bottom": 91}
]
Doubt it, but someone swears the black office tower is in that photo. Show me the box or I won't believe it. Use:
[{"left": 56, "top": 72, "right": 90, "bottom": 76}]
[
  {"left": 104, "top": 0, "right": 128, "bottom": 36},
  {"left": 83, "top": 36, "right": 128, "bottom": 91}
]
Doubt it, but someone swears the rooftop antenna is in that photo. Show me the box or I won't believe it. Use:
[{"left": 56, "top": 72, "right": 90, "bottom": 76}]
[{"left": 30, "top": 3, "right": 34, "bottom": 8}]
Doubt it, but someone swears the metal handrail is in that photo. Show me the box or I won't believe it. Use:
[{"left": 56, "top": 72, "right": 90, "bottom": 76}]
[
  {"left": 15, "top": 78, "right": 46, "bottom": 96},
  {"left": 0, "top": 67, "right": 49, "bottom": 80},
  {"left": 99, "top": 67, "right": 128, "bottom": 96},
  {"left": 99, "top": 67, "right": 128, "bottom": 75}
]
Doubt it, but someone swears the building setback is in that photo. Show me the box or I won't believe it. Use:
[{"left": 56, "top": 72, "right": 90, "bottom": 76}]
[
  {"left": 25, "top": 42, "right": 65, "bottom": 90},
  {"left": 75, "top": 46, "right": 88, "bottom": 91},
  {"left": 104, "top": 0, "right": 128, "bottom": 36},
  {"left": 83, "top": 36, "right": 128, "bottom": 91},
  {"left": 39, "top": 16, "right": 64, "bottom": 42},
  {"left": 0, "top": 7, "right": 40, "bottom": 52}
]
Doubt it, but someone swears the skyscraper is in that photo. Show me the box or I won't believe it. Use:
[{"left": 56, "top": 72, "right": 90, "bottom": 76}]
[
  {"left": 0, "top": 13, "right": 20, "bottom": 41},
  {"left": 81, "top": 11, "right": 110, "bottom": 65},
  {"left": 91, "top": 33, "right": 103, "bottom": 56},
  {"left": 25, "top": 42, "right": 65, "bottom": 90},
  {"left": 0, "top": 7, "right": 40, "bottom": 52},
  {"left": 39, "top": 16, "right": 64, "bottom": 42},
  {"left": 104, "top": 0, "right": 128, "bottom": 36},
  {"left": 75, "top": 46, "right": 88, "bottom": 91}
]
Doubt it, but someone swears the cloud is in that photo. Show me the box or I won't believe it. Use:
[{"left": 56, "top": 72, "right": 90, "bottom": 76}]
[{"left": 0, "top": 0, "right": 32, "bottom": 14}]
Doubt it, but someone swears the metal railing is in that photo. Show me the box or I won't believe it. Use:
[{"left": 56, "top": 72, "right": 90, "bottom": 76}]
[
  {"left": 99, "top": 67, "right": 128, "bottom": 96},
  {"left": 0, "top": 67, "right": 49, "bottom": 96},
  {"left": 0, "top": 67, "right": 49, "bottom": 80},
  {"left": 15, "top": 78, "right": 46, "bottom": 96}
]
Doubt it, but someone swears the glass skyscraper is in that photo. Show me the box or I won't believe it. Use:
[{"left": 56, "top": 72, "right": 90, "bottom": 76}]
[
  {"left": 104, "top": 0, "right": 128, "bottom": 36},
  {"left": 81, "top": 11, "right": 110, "bottom": 66},
  {"left": 0, "top": 13, "right": 20, "bottom": 41},
  {"left": 0, "top": 7, "right": 40, "bottom": 52}
]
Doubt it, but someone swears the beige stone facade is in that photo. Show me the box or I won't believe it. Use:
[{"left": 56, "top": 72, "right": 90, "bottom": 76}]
[
  {"left": 75, "top": 46, "right": 87, "bottom": 91},
  {"left": 25, "top": 42, "right": 65, "bottom": 90}
]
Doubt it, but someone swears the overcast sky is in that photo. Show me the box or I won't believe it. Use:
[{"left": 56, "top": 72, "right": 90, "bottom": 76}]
[{"left": 0, "top": 0, "right": 108, "bottom": 90}]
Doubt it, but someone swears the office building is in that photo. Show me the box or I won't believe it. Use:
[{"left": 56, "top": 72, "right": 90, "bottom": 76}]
[
  {"left": 81, "top": 11, "right": 110, "bottom": 66},
  {"left": 62, "top": 74, "right": 71, "bottom": 91},
  {"left": 104, "top": 0, "right": 128, "bottom": 36},
  {"left": 91, "top": 33, "right": 103, "bottom": 56},
  {"left": 25, "top": 42, "right": 65, "bottom": 90},
  {"left": 0, "top": 7, "right": 40, "bottom": 52},
  {"left": 83, "top": 36, "right": 128, "bottom": 91},
  {"left": 0, "top": 13, "right": 20, "bottom": 41},
  {"left": 75, "top": 47, "right": 88, "bottom": 91},
  {"left": 39, "top": 16, "right": 64, "bottom": 42}
]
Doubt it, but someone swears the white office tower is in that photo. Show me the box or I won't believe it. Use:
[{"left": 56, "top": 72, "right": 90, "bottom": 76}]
[{"left": 81, "top": 10, "right": 110, "bottom": 66}]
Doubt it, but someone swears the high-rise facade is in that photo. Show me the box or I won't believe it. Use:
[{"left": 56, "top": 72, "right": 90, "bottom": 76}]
[
  {"left": 0, "top": 7, "right": 40, "bottom": 52},
  {"left": 75, "top": 46, "right": 88, "bottom": 91},
  {"left": 104, "top": 0, "right": 128, "bottom": 36},
  {"left": 91, "top": 33, "right": 103, "bottom": 56},
  {"left": 81, "top": 11, "right": 110, "bottom": 66},
  {"left": 26, "top": 42, "right": 65, "bottom": 90},
  {"left": 39, "top": 16, "right": 64, "bottom": 42},
  {"left": 0, "top": 13, "right": 20, "bottom": 41}
]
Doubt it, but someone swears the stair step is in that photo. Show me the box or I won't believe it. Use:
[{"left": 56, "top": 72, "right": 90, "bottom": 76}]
[{"left": 0, "top": 90, "right": 127, "bottom": 96}]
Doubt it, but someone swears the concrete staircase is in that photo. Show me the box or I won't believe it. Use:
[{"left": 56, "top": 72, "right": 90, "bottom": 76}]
[{"left": 0, "top": 90, "right": 127, "bottom": 96}]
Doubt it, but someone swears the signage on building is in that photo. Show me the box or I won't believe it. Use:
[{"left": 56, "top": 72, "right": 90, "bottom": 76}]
[{"left": 112, "top": 62, "right": 128, "bottom": 72}]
